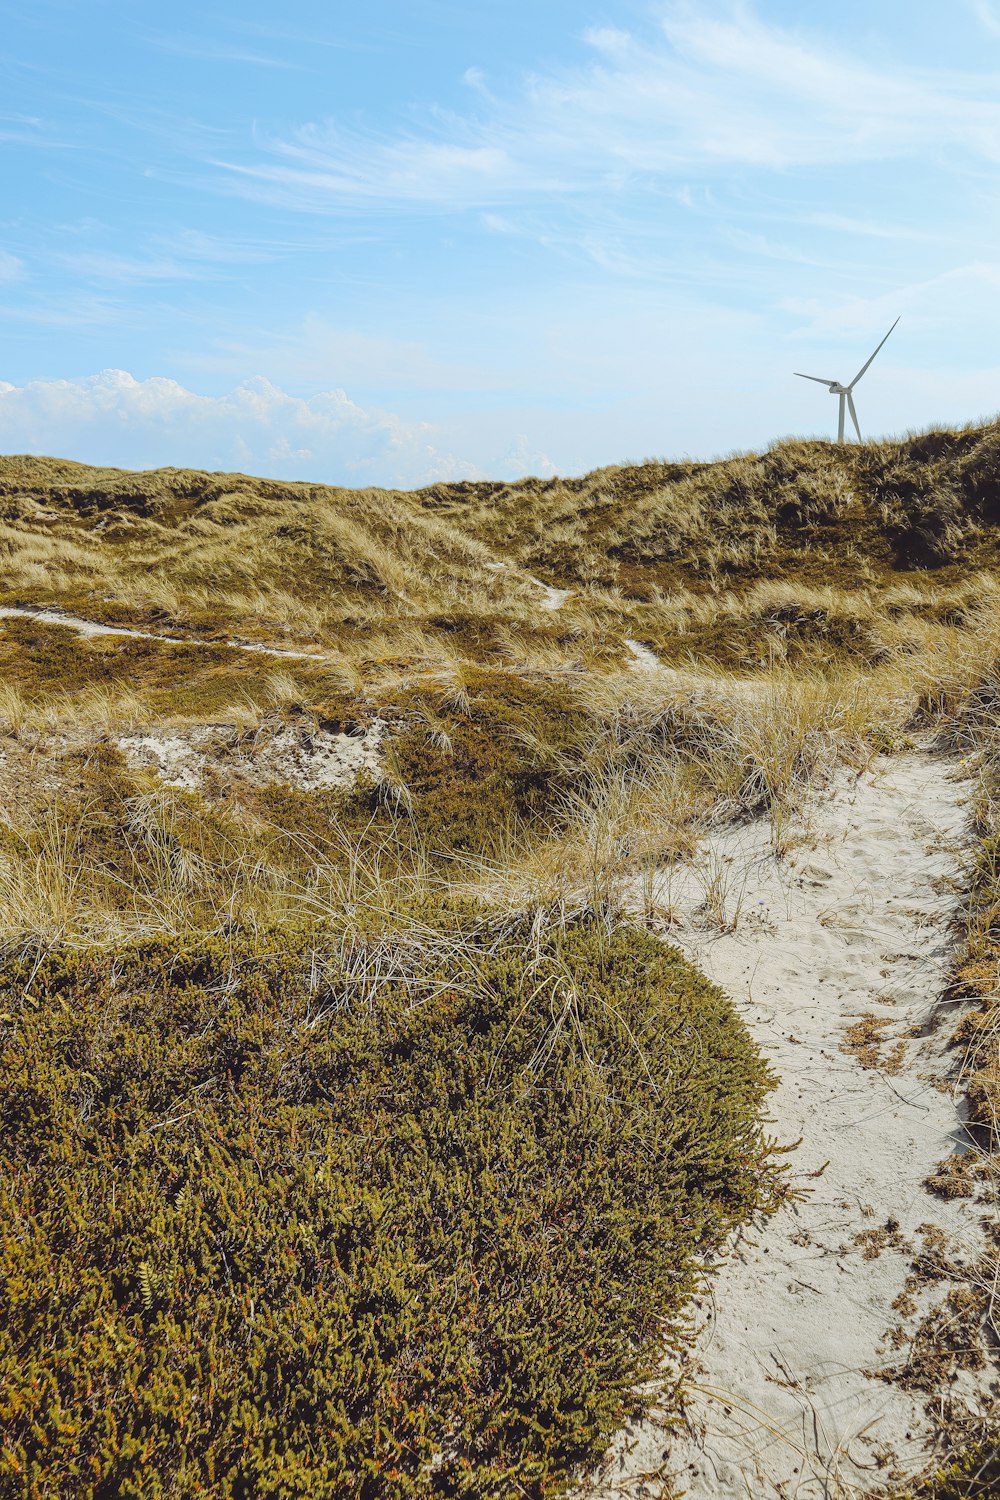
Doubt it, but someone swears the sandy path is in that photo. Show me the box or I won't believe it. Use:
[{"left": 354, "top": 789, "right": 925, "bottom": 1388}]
[
  {"left": 0, "top": 605, "right": 328, "bottom": 660},
  {"left": 528, "top": 575, "right": 572, "bottom": 611},
  {"left": 597, "top": 748, "right": 997, "bottom": 1499},
  {"left": 623, "top": 637, "right": 766, "bottom": 704},
  {"left": 485, "top": 561, "right": 571, "bottom": 611},
  {"left": 625, "top": 638, "right": 665, "bottom": 671}
]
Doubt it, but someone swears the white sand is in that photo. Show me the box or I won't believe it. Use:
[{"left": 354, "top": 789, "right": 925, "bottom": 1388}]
[
  {"left": 481, "top": 561, "right": 571, "bottom": 610},
  {"left": 0, "top": 606, "right": 384, "bottom": 792},
  {"left": 118, "top": 719, "right": 384, "bottom": 793},
  {"left": 595, "top": 749, "right": 998, "bottom": 1499},
  {"left": 527, "top": 575, "right": 572, "bottom": 610},
  {"left": 625, "top": 638, "right": 664, "bottom": 671}
]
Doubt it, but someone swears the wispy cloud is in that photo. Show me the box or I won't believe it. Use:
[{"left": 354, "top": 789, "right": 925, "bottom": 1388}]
[
  {"left": 0, "top": 252, "right": 24, "bottom": 283},
  {"left": 0, "top": 110, "right": 77, "bottom": 149},
  {"left": 581, "top": 26, "right": 635, "bottom": 57},
  {"left": 806, "top": 213, "right": 939, "bottom": 243},
  {"left": 145, "top": 32, "right": 307, "bottom": 70},
  {"left": 51, "top": 251, "right": 218, "bottom": 284},
  {"left": 181, "top": 314, "right": 494, "bottom": 394},
  {"left": 214, "top": 17, "right": 376, "bottom": 53},
  {"left": 0, "top": 292, "right": 120, "bottom": 328},
  {"left": 161, "top": 228, "right": 277, "bottom": 264},
  {"left": 46, "top": 227, "right": 281, "bottom": 287},
  {"left": 210, "top": 5, "right": 1000, "bottom": 214},
  {"left": 783, "top": 261, "right": 1000, "bottom": 339},
  {"left": 971, "top": 0, "right": 1000, "bottom": 37},
  {"left": 215, "top": 139, "right": 525, "bottom": 212}
]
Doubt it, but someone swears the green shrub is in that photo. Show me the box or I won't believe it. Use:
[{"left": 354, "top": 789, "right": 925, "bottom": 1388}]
[
  {"left": 0, "top": 920, "right": 775, "bottom": 1498},
  {"left": 253, "top": 671, "right": 592, "bottom": 863},
  {"left": 898, "top": 1443, "right": 1000, "bottom": 1498}
]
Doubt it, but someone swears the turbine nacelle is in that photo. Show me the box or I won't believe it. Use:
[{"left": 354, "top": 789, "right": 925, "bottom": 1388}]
[{"left": 794, "top": 317, "right": 899, "bottom": 443}]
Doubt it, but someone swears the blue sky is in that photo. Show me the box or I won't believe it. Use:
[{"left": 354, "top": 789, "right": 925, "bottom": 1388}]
[{"left": 4, "top": 0, "right": 1000, "bottom": 485}]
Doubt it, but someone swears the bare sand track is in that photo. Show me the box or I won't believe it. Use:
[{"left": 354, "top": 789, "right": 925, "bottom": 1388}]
[
  {"left": 597, "top": 749, "right": 998, "bottom": 1500},
  {"left": 0, "top": 605, "right": 328, "bottom": 659}
]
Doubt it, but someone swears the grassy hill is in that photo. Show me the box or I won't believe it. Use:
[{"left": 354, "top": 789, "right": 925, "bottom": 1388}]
[
  {"left": 5, "top": 425, "right": 1000, "bottom": 680},
  {"left": 1, "top": 429, "right": 999, "bottom": 1496}
]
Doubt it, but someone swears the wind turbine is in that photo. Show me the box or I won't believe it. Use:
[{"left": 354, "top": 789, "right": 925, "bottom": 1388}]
[{"left": 795, "top": 317, "right": 899, "bottom": 443}]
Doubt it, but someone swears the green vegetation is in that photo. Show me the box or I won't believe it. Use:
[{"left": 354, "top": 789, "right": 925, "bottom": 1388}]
[
  {"left": 4, "top": 430, "right": 1000, "bottom": 1493},
  {"left": 880, "top": 658, "right": 1000, "bottom": 1500},
  {"left": 900, "top": 1443, "right": 1000, "bottom": 1499},
  {"left": 0, "top": 921, "right": 776, "bottom": 1498},
  {"left": 930, "top": 667, "right": 1000, "bottom": 1154}
]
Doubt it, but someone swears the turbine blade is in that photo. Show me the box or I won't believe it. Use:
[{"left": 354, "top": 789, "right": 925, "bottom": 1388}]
[
  {"left": 794, "top": 372, "right": 839, "bottom": 386},
  {"left": 847, "top": 390, "right": 862, "bottom": 442},
  {"left": 848, "top": 316, "right": 899, "bottom": 389}
]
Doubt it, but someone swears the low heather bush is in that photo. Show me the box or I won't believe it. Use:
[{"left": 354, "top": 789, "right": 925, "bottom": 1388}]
[{"left": 0, "top": 919, "right": 775, "bottom": 1498}]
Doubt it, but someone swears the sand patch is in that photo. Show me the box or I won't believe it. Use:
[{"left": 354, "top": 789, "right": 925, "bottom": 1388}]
[
  {"left": 595, "top": 749, "right": 998, "bottom": 1499},
  {"left": 625, "top": 638, "right": 664, "bottom": 671},
  {"left": 527, "top": 575, "right": 572, "bottom": 611},
  {"left": 119, "top": 718, "right": 384, "bottom": 793}
]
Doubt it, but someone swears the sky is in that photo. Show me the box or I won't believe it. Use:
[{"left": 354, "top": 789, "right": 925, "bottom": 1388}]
[{"left": 4, "top": 0, "right": 1000, "bottom": 486}]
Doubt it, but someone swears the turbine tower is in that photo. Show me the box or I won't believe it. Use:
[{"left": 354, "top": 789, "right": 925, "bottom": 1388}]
[{"left": 795, "top": 317, "right": 899, "bottom": 443}]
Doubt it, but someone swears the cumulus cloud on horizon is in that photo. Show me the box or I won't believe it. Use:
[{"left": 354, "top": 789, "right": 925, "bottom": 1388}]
[{"left": 0, "top": 369, "right": 486, "bottom": 488}]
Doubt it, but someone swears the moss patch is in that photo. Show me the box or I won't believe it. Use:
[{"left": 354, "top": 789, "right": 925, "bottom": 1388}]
[{"left": 375, "top": 671, "right": 592, "bottom": 853}]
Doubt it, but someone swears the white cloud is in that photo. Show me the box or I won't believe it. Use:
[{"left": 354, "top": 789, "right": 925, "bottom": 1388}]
[
  {"left": 783, "top": 261, "right": 1000, "bottom": 339},
  {"left": 806, "top": 213, "right": 937, "bottom": 243},
  {"left": 146, "top": 32, "right": 306, "bottom": 69},
  {"left": 0, "top": 251, "right": 24, "bottom": 283},
  {"left": 0, "top": 370, "right": 482, "bottom": 487},
  {"left": 52, "top": 251, "right": 216, "bottom": 284},
  {"left": 582, "top": 26, "right": 634, "bottom": 57},
  {"left": 972, "top": 1, "right": 1000, "bottom": 36},
  {"left": 0, "top": 292, "right": 119, "bottom": 328},
  {"left": 211, "top": 5, "right": 1000, "bottom": 213},
  {"left": 216, "top": 138, "right": 519, "bottom": 211},
  {"left": 50, "top": 229, "right": 278, "bottom": 285},
  {"left": 480, "top": 212, "right": 519, "bottom": 235},
  {"left": 494, "top": 434, "right": 557, "bottom": 477},
  {"left": 0, "top": 113, "right": 72, "bottom": 149}
]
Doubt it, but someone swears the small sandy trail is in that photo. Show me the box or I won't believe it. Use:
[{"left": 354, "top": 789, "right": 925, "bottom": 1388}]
[
  {"left": 625, "top": 638, "right": 664, "bottom": 671},
  {"left": 597, "top": 748, "right": 998, "bottom": 1499},
  {"left": 0, "top": 567, "right": 573, "bottom": 655},
  {"left": 0, "top": 605, "right": 328, "bottom": 660},
  {"left": 528, "top": 576, "right": 572, "bottom": 611},
  {"left": 482, "top": 560, "right": 571, "bottom": 611}
]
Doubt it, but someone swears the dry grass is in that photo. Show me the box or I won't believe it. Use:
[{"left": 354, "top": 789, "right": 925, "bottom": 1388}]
[
  {"left": 0, "top": 787, "right": 437, "bottom": 946},
  {"left": 874, "top": 665, "right": 1000, "bottom": 1498},
  {"left": 4, "top": 424, "right": 1000, "bottom": 679},
  {"left": 0, "top": 597, "right": 994, "bottom": 949}
]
